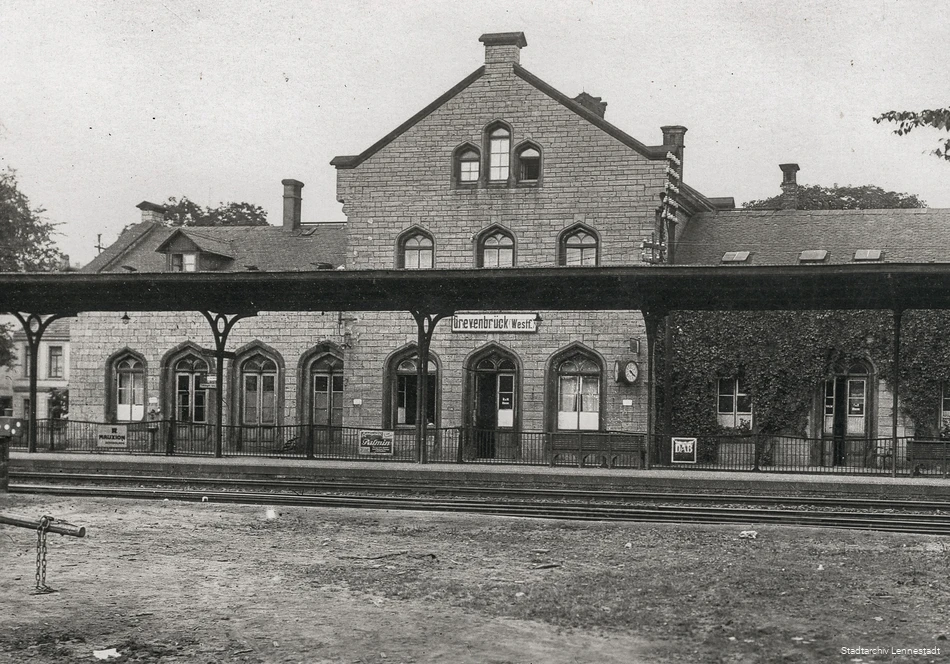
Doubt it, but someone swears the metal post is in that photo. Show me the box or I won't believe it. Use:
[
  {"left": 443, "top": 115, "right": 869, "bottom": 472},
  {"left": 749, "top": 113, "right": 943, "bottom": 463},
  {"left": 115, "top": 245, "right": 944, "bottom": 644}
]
[
  {"left": 200, "top": 311, "right": 255, "bottom": 458},
  {"left": 9, "top": 313, "right": 74, "bottom": 453},
  {"left": 410, "top": 310, "right": 449, "bottom": 464},
  {"left": 643, "top": 309, "right": 664, "bottom": 470},
  {"left": 891, "top": 308, "right": 902, "bottom": 478}
]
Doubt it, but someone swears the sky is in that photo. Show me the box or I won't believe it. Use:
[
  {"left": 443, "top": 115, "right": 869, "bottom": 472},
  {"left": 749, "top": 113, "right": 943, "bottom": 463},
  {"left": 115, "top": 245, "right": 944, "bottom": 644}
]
[{"left": 1, "top": 0, "right": 947, "bottom": 267}]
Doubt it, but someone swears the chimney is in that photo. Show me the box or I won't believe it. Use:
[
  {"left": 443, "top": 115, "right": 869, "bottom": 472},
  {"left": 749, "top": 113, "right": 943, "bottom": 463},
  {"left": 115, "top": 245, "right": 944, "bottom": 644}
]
[
  {"left": 479, "top": 32, "right": 527, "bottom": 67},
  {"left": 779, "top": 163, "right": 800, "bottom": 210},
  {"left": 661, "top": 125, "right": 687, "bottom": 179},
  {"left": 281, "top": 179, "right": 304, "bottom": 231},
  {"left": 574, "top": 92, "right": 607, "bottom": 119},
  {"left": 136, "top": 201, "right": 166, "bottom": 225}
]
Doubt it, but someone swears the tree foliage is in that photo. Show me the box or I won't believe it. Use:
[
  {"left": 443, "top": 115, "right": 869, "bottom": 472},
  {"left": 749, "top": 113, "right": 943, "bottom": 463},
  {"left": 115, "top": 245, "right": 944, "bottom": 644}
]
[
  {"left": 743, "top": 184, "right": 926, "bottom": 210},
  {"left": 874, "top": 108, "right": 950, "bottom": 161},
  {"left": 0, "top": 168, "right": 67, "bottom": 271},
  {"left": 661, "top": 182, "right": 934, "bottom": 440},
  {"left": 162, "top": 196, "right": 268, "bottom": 227}
]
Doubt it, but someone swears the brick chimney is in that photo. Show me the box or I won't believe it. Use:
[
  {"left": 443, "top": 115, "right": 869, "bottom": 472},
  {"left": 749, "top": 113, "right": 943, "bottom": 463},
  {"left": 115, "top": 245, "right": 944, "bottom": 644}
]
[
  {"left": 136, "top": 201, "right": 166, "bottom": 225},
  {"left": 281, "top": 179, "right": 304, "bottom": 231},
  {"left": 661, "top": 125, "right": 687, "bottom": 179},
  {"left": 479, "top": 32, "right": 527, "bottom": 67},
  {"left": 574, "top": 92, "right": 607, "bottom": 119},
  {"left": 779, "top": 163, "right": 800, "bottom": 210}
]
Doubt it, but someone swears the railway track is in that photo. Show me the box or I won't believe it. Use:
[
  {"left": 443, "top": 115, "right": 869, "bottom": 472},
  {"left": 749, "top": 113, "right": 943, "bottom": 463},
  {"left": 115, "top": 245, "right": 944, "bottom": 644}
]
[{"left": 9, "top": 472, "right": 950, "bottom": 536}]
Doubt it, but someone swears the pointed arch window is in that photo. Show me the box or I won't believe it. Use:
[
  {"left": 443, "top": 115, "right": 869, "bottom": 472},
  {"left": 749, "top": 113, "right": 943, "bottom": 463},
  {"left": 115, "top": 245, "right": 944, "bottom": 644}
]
[
  {"left": 559, "top": 227, "right": 599, "bottom": 266},
  {"left": 175, "top": 355, "right": 209, "bottom": 424},
  {"left": 556, "top": 353, "right": 601, "bottom": 430},
  {"left": 310, "top": 353, "right": 344, "bottom": 430},
  {"left": 114, "top": 355, "right": 145, "bottom": 421},
  {"left": 241, "top": 354, "right": 278, "bottom": 426},
  {"left": 516, "top": 144, "right": 541, "bottom": 183},
  {"left": 488, "top": 126, "right": 511, "bottom": 182},
  {"left": 397, "top": 230, "right": 434, "bottom": 269},
  {"left": 478, "top": 229, "right": 515, "bottom": 267},
  {"left": 455, "top": 147, "right": 480, "bottom": 185}
]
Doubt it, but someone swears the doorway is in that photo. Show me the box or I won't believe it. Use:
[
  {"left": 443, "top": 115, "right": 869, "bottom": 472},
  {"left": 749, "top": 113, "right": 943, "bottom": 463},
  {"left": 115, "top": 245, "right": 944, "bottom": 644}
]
[
  {"left": 469, "top": 349, "right": 518, "bottom": 459},
  {"left": 822, "top": 363, "right": 870, "bottom": 466}
]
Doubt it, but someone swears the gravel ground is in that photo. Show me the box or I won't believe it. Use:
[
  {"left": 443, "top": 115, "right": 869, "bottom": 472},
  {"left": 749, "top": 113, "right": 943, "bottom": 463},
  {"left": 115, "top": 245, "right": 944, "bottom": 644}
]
[{"left": 1, "top": 493, "right": 949, "bottom": 663}]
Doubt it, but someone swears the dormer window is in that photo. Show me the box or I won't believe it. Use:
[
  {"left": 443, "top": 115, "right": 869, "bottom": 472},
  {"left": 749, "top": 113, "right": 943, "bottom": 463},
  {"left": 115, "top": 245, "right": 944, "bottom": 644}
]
[
  {"left": 172, "top": 253, "right": 197, "bottom": 272},
  {"left": 799, "top": 250, "right": 828, "bottom": 263},
  {"left": 853, "top": 249, "right": 883, "bottom": 261},
  {"left": 488, "top": 125, "right": 511, "bottom": 182}
]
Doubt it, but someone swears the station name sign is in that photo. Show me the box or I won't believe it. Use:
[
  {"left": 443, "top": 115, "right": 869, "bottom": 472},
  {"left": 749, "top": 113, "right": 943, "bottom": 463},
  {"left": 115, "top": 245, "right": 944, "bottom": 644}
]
[{"left": 452, "top": 313, "right": 539, "bottom": 333}]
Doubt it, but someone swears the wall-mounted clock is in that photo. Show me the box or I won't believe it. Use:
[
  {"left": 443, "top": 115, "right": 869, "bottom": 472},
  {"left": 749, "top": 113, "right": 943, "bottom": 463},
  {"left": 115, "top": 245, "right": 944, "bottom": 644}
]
[{"left": 615, "top": 360, "right": 640, "bottom": 384}]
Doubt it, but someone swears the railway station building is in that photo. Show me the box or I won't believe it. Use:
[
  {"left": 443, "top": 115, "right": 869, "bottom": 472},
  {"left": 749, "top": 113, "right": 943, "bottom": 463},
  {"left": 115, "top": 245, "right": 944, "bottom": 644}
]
[{"left": 64, "top": 31, "right": 950, "bottom": 468}]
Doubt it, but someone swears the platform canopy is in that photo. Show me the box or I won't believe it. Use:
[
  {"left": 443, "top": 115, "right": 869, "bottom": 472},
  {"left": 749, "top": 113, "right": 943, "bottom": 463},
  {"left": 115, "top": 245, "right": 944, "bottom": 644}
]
[{"left": 0, "top": 263, "right": 948, "bottom": 315}]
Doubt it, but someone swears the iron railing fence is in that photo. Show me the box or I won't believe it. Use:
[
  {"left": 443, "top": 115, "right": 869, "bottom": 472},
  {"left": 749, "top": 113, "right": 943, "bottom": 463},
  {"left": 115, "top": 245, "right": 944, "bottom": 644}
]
[{"left": 7, "top": 419, "right": 950, "bottom": 476}]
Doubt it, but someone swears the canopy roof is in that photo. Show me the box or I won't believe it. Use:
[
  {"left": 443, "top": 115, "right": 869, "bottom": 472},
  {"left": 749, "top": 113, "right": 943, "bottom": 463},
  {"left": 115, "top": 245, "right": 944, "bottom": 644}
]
[{"left": 1, "top": 264, "right": 947, "bottom": 315}]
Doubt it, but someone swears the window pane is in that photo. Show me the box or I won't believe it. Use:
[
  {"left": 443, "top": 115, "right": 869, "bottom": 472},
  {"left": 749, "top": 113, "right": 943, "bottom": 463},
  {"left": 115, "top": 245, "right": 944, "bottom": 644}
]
[
  {"left": 520, "top": 155, "right": 540, "bottom": 181},
  {"left": 489, "top": 135, "right": 510, "bottom": 181},
  {"left": 183, "top": 253, "right": 196, "bottom": 272}
]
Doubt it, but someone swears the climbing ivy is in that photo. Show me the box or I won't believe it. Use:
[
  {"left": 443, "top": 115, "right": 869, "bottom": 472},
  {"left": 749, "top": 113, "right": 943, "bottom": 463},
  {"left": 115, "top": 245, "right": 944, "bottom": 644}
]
[{"left": 657, "top": 309, "right": 950, "bottom": 440}]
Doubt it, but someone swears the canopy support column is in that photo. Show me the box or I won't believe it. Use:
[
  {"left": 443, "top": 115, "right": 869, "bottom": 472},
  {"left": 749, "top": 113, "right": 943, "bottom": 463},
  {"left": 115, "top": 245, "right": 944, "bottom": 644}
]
[
  {"left": 200, "top": 311, "right": 256, "bottom": 458},
  {"left": 891, "top": 308, "right": 903, "bottom": 478},
  {"left": 410, "top": 310, "right": 450, "bottom": 464},
  {"left": 9, "top": 312, "right": 74, "bottom": 453},
  {"left": 642, "top": 309, "right": 665, "bottom": 470}
]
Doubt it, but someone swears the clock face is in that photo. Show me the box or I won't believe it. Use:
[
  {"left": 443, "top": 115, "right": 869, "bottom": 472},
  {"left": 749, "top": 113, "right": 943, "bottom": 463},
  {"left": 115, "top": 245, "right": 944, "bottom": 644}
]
[{"left": 624, "top": 361, "right": 639, "bottom": 383}]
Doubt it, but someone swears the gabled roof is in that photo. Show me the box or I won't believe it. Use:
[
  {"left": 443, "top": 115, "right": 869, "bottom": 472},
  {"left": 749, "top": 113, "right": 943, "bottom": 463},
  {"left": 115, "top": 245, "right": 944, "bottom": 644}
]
[
  {"left": 154, "top": 228, "right": 235, "bottom": 258},
  {"left": 331, "top": 62, "right": 678, "bottom": 169},
  {"left": 676, "top": 208, "right": 950, "bottom": 266},
  {"left": 83, "top": 223, "right": 347, "bottom": 274}
]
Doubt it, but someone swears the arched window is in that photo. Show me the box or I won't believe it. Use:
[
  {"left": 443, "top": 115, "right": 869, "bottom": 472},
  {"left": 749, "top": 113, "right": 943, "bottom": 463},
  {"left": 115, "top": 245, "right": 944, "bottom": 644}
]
[
  {"left": 515, "top": 144, "right": 541, "bottom": 183},
  {"left": 488, "top": 126, "right": 511, "bottom": 182},
  {"left": 310, "top": 353, "right": 344, "bottom": 430},
  {"left": 559, "top": 226, "right": 599, "bottom": 266},
  {"left": 241, "top": 353, "right": 278, "bottom": 426},
  {"left": 556, "top": 353, "right": 601, "bottom": 430},
  {"left": 387, "top": 351, "right": 439, "bottom": 428},
  {"left": 455, "top": 146, "right": 480, "bottom": 185},
  {"left": 478, "top": 229, "right": 515, "bottom": 267},
  {"left": 113, "top": 354, "right": 145, "bottom": 421},
  {"left": 175, "top": 355, "right": 209, "bottom": 424},
  {"left": 397, "top": 230, "right": 434, "bottom": 269}
]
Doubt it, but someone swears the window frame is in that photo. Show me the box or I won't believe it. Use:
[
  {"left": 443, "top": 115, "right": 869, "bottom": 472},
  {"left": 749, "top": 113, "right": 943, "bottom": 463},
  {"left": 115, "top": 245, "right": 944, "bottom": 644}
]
[
  {"left": 717, "top": 376, "right": 753, "bottom": 429},
  {"left": 557, "top": 223, "right": 600, "bottom": 266},
  {"left": 476, "top": 227, "right": 516, "bottom": 268},
  {"left": 396, "top": 228, "right": 435, "bottom": 269},
  {"left": 452, "top": 143, "right": 481, "bottom": 189},
  {"left": 171, "top": 252, "right": 198, "bottom": 272},
  {"left": 110, "top": 352, "right": 146, "bottom": 422},
  {"left": 174, "top": 355, "right": 210, "bottom": 424},
  {"left": 383, "top": 347, "right": 440, "bottom": 429},
  {"left": 240, "top": 354, "right": 278, "bottom": 426},
  {"left": 484, "top": 121, "right": 512, "bottom": 185},
  {"left": 514, "top": 142, "right": 542, "bottom": 185},
  {"left": 47, "top": 345, "right": 63, "bottom": 379}
]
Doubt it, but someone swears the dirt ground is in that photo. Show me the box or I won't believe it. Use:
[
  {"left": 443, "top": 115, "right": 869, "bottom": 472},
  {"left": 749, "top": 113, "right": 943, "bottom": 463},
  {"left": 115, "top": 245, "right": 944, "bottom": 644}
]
[{"left": 1, "top": 494, "right": 949, "bottom": 663}]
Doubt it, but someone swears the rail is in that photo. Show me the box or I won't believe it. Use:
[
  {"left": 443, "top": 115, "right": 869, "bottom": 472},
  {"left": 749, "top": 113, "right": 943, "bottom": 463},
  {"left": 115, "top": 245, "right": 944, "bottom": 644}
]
[{"left": 7, "top": 419, "right": 950, "bottom": 476}]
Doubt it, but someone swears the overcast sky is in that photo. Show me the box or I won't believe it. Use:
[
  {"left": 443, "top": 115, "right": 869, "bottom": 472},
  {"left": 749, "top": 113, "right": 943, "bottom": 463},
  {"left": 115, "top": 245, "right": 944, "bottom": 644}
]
[{"left": 2, "top": 0, "right": 946, "bottom": 266}]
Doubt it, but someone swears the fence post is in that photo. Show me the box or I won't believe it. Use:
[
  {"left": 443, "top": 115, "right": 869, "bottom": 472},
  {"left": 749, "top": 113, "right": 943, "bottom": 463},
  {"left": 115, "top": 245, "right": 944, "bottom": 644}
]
[
  {"left": 752, "top": 432, "right": 760, "bottom": 472},
  {"left": 166, "top": 416, "right": 175, "bottom": 456},
  {"left": 48, "top": 419, "right": 55, "bottom": 452},
  {"left": 305, "top": 425, "right": 314, "bottom": 460}
]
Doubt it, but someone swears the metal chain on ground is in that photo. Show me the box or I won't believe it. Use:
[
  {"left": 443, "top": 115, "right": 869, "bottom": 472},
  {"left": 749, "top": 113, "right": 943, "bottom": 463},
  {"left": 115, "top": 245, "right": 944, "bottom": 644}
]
[{"left": 32, "top": 515, "right": 56, "bottom": 595}]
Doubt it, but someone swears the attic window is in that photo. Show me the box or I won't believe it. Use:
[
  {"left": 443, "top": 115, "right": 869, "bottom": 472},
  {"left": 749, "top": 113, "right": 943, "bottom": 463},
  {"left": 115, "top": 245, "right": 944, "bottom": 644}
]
[
  {"left": 171, "top": 253, "right": 197, "bottom": 272},
  {"left": 853, "top": 249, "right": 883, "bottom": 261},
  {"left": 798, "top": 250, "right": 828, "bottom": 263},
  {"left": 721, "top": 251, "right": 750, "bottom": 263}
]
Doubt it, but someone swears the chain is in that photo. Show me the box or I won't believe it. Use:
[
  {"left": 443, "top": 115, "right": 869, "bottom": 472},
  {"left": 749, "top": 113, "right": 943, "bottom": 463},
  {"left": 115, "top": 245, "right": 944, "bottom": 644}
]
[{"left": 31, "top": 515, "right": 56, "bottom": 595}]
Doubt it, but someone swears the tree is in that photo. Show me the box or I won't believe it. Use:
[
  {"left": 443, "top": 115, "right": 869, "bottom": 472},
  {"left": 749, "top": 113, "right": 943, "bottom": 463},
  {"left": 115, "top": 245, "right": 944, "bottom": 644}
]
[
  {"left": 874, "top": 108, "right": 950, "bottom": 161},
  {"left": 162, "top": 196, "right": 268, "bottom": 227},
  {"left": 0, "top": 168, "right": 67, "bottom": 271},
  {"left": 743, "top": 184, "right": 926, "bottom": 210},
  {"left": 0, "top": 168, "right": 67, "bottom": 369}
]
